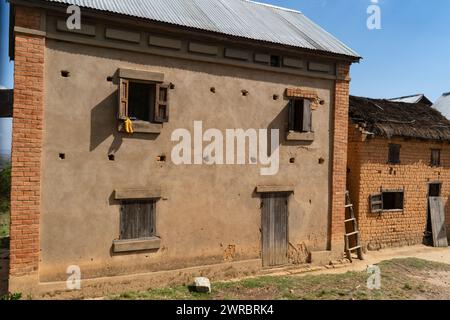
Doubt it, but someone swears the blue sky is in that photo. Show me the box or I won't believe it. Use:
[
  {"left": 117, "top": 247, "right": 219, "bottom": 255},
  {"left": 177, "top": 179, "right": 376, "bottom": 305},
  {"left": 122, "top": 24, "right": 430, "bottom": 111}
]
[{"left": 1, "top": 0, "right": 450, "bottom": 154}]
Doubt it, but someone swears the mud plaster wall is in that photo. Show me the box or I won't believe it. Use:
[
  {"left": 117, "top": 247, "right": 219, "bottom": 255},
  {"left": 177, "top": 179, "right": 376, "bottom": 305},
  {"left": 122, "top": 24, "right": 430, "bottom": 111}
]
[{"left": 39, "top": 39, "right": 335, "bottom": 281}]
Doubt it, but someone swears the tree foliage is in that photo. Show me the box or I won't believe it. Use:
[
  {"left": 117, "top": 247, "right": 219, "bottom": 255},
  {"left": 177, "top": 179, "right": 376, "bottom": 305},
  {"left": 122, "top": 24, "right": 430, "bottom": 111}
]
[{"left": 0, "top": 164, "right": 11, "bottom": 212}]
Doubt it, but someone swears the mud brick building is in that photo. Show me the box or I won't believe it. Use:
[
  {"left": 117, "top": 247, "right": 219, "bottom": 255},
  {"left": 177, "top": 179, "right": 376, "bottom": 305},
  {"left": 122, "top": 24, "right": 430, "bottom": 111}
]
[
  {"left": 347, "top": 96, "right": 450, "bottom": 251},
  {"left": 7, "top": 0, "right": 359, "bottom": 296}
]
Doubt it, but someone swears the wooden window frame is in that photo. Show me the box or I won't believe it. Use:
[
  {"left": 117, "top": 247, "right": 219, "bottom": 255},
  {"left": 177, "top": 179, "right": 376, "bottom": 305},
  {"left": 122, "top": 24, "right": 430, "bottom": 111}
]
[
  {"left": 388, "top": 144, "right": 401, "bottom": 165},
  {"left": 288, "top": 98, "right": 312, "bottom": 133},
  {"left": 119, "top": 78, "right": 170, "bottom": 124},
  {"left": 431, "top": 149, "right": 441, "bottom": 167},
  {"left": 370, "top": 190, "right": 404, "bottom": 213}
]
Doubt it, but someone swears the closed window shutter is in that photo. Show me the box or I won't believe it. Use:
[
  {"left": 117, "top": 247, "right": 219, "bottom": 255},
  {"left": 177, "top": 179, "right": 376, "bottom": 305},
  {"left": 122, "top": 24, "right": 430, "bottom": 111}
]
[
  {"left": 154, "top": 83, "right": 169, "bottom": 123},
  {"left": 288, "top": 100, "right": 295, "bottom": 131},
  {"left": 370, "top": 193, "right": 383, "bottom": 213},
  {"left": 118, "top": 78, "right": 129, "bottom": 120},
  {"left": 302, "top": 99, "right": 312, "bottom": 132}
]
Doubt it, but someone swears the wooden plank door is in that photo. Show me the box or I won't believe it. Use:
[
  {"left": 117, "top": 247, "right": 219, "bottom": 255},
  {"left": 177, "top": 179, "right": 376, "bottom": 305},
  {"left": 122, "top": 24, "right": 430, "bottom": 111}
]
[
  {"left": 429, "top": 197, "right": 449, "bottom": 248},
  {"left": 262, "top": 193, "right": 289, "bottom": 267}
]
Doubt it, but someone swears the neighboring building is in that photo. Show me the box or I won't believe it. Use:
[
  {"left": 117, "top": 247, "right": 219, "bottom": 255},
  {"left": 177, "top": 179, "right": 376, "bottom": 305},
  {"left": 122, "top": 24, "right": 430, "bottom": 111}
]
[
  {"left": 389, "top": 94, "right": 433, "bottom": 106},
  {"left": 347, "top": 96, "right": 450, "bottom": 251},
  {"left": 433, "top": 92, "right": 450, "bottom": 120},
  {"left": 8, "top": 0, "right": 359, "bottom": 295}
]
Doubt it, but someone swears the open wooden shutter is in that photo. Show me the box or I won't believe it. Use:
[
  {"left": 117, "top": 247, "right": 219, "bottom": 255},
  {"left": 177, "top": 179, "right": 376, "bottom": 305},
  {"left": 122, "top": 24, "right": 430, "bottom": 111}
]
[
  {"left": 302, "top": 99, "right": 312, "bottom": 132},
  {"left": 154, "top": 83, "right": 169, "bottom": 123},
  {"left": 370, "top": 193, "right": 383, "bottom": 213},
  {"left": 288, "top": 100, "right": 295, "bottom": 131},
  {"left": 118, "top": 78, "right": 129, "bottom": 120}
]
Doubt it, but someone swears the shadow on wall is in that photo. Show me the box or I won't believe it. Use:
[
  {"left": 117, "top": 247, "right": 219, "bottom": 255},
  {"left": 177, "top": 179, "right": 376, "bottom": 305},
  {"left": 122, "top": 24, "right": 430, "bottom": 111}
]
[
  {"left": 89, "top": 92, "right": 158, "bottom": 153},
  {"left": 266, "top": 103, "right": 314, "bottom": 150}
]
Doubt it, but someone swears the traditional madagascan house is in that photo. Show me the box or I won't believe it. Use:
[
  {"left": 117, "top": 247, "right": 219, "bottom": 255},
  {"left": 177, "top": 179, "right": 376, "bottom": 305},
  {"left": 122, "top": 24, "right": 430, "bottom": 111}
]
[
  {"left": 347, "top": 96, "right": 450, "bottom": 252},
  {"left": 8, "top": 0, "right": 359, "bottom": 296}
]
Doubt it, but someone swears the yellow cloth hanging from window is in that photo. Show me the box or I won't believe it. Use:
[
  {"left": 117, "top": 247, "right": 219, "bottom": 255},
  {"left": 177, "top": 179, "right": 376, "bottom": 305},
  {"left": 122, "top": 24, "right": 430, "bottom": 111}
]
[{"left": 124, "top": 117, "right": 134, "bottom": 134}]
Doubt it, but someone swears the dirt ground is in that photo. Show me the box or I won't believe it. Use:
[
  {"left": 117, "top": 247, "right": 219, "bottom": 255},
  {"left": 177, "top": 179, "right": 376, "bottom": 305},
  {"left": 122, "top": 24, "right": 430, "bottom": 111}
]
[
  {"left": 4, "top": 244, "right": 450, "bottom": 300},
  {"left": 108, "top": 257, "right": 450, "bottom": 300},
  {"left": 109, "top": 245, "right": 450, "bottom": 300}
]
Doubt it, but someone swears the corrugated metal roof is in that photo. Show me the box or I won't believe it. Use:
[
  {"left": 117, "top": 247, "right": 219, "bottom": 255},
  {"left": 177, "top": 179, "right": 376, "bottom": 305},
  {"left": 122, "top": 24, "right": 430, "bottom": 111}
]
[
  {"left": 41, "top": 0, "right": 360, "bottom": 58},
  {"left": 433, "top": 93, "right": 450, "bottom": 120},
  {"left": 389, "top": 94, "right": 425, "bottom": 104}
]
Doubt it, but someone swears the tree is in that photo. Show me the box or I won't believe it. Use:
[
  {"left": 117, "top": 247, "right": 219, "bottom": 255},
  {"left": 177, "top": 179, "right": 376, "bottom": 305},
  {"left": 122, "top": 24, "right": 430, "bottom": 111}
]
[{"left": 0, "top": 164, "right": 11, "bottom": 212}]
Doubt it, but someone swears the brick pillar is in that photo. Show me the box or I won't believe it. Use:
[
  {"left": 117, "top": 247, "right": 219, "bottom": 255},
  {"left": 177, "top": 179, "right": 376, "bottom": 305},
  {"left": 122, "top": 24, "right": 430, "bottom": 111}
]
[
  {"left": 9, "top": 6, "right": 45, "bottom": 291},
  {"left": 330, "top": 63, "right": 351, "bottom": 255}
]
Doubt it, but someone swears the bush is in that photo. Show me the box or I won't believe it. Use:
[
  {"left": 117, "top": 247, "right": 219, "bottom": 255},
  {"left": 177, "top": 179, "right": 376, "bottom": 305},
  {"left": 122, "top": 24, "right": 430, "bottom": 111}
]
[
  {"left": 1, "top": 292, "right": 22, "bottom": 300},
  {"left": 0, "top": 164, "right": 11, "bottom": 210}
]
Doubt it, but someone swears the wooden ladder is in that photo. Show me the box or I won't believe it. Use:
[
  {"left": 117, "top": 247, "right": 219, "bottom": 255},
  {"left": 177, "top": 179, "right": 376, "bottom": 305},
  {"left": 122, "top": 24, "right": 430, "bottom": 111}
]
[{"left": 344, "top": 191, "right": 364, "bottom": 262}]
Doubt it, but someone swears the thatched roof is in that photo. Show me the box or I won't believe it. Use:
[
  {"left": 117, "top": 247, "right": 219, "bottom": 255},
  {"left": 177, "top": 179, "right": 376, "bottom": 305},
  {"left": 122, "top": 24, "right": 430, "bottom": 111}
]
[{"left": 349, "top": 95, "right": 450, "bottom": 141}]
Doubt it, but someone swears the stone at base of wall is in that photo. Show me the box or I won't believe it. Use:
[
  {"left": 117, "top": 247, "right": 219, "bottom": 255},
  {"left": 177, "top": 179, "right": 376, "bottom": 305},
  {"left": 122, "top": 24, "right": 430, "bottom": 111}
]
[{"left": 11, "top": 259, "right": 262, "bottom": 299}]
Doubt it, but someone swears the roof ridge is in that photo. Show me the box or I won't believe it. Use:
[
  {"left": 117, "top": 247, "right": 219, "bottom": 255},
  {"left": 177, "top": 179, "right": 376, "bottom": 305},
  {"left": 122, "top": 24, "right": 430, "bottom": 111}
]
[
  {"left": 389, "top": 93, "right": 424, "bottom": 100},
  {"left": 241, "top": 0, "right": 302, "bottom": 14}
]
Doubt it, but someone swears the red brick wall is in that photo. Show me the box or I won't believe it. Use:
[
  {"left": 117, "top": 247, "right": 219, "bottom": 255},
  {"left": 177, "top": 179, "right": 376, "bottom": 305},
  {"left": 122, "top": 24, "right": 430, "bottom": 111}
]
[
  {"left": 347, "top": 126, "right": 450, "bottom": 250},
  {"left": 330, "top": 63, "right": 351, "bottom": 249},
  {"left": 9, "top": 6, "right": 45, "bottom": 277}
]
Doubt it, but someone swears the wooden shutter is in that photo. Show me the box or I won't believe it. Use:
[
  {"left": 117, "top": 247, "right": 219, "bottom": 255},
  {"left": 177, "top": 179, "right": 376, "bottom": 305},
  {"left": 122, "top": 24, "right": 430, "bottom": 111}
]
[
  {"left": 288, "top": 100, "right": 295, "bottom": 131},
  {"left": 154, "top": 83, "right": 170, "bottom": 123},
  {"left": 302, "top": 99, "right": 312, "bottom": 132},
  {"left": 118, "top": 78, "right": 129, "bottom": 120},
  {"left": 370, "top": 193, "right": 383, "bottom": 213},
  {"left": 120, "top": 200, "right": 156, "bottom": 240},
  {"left": 388, "top": 144, "right": 401, "bottom": 164}
]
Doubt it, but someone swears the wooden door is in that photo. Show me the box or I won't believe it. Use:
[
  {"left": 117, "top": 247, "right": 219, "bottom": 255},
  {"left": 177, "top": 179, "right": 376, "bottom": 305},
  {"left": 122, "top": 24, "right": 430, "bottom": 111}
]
[
  {"left": 429, "top": 197, "right": 448, "bottom": 248},
  {"left": 261, "top": 193, "right": 289, "bottom": 267}
]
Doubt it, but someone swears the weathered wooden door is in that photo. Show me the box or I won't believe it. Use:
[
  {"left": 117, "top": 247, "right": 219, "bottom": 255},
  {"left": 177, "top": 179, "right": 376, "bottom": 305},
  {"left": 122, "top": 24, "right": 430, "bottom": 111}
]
[
  {"left": 429, "top": 197, "right": 448, "bottom": 248},
  {"left": 261, "top": 193, "right": 289, "bottom": 267}
]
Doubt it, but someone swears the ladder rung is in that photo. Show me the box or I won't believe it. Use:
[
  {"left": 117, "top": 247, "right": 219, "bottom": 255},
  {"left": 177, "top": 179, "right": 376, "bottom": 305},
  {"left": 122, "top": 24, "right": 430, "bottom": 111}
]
[
  {"left": 349, "top": 245, "right": 361, "bottom": 251},
  {"left": 345, "top": 204, "right": 353, "bottom": 208},
  {"left": 345, "top": 231, "right": 359, "bottom": 237},
  {"left": 345, "top": 218, "right": 356, "bottom": 223}
]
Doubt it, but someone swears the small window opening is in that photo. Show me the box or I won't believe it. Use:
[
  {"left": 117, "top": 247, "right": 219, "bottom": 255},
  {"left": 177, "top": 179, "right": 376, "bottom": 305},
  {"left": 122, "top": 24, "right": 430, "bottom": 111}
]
[
  {"left": 119, "top": 79, "right": 170, "bottom": 124},
  {"left": 128, "top": 82, "right": 155, "bottom": 122},
  {"left": 273, "top": 94, "right": 279, "bottom": 100},
  {"left": 288, "top": 99, "right": 312, "bottom": 133},
  {"left": 59, "top": 153, "right": 65, "bottom": 160},
  {"left": 388, "top": 144, "right": 401, "bottom": 164},
  {"left": 210, "top": 87, "right": 216, "bottom": 93},
  {"left": 107, "top": 76, "right": 114, "bottom": 82},
  {"left": 431, "top": 149, "right": 441, "bottom": 167},
  {"left": 270, "top": 55, "right": 281, "bottom": 67},
  {"left": 370, "top": 191, "right": 404, "bottom": 213},
  {"left": 157, "top": 155, "right": 166, "bottom": 162},
  {"left": 289, "top": 157, "right": 295, "bottom": 164},
  {"left": 61, "top": 70, "right": 70, "bottom": 77},
  {"left": 108, "top": 154, "right": 115, "bottom": 161},
  {"left": 241, "top": 90, "right": 249, "bottom": 96},
  {"left": 382, "top": 192, "right": 404, "bottom": 210}
]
